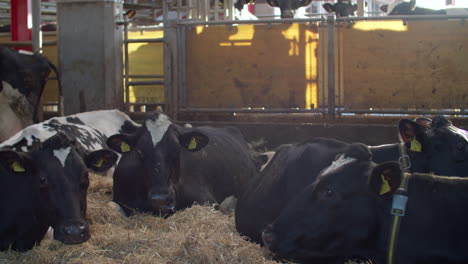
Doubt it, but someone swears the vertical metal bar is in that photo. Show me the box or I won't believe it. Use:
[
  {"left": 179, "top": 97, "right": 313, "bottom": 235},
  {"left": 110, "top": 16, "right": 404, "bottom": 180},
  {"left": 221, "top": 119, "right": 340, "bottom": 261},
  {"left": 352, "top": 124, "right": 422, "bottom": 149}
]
[
  {"left": 124, "top": 16, "right": 130, "bottom": 111},
  {"left": 320, "top": 19, "right": 325, "bottom": 114},
  {"left": 337, "top": 22, "right": 341, "bottom": 113},
  {"left": 177, "top": 25, "right": 186, "bottom": 108},
  {"left": 327, "top": 15, "right": 335, "bottom": 119},
  {"left": 31, "top": 0, "right": 41, "bottom": 52}
]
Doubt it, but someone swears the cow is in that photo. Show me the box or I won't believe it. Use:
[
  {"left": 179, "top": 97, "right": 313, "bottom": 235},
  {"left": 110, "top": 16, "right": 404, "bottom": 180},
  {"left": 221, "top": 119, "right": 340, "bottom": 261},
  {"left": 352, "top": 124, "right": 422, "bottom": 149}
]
[
  {"left": 381, "top": 0, "right": 468, "bottom": 15},
  {"left": 0, "top": 45, "right": 62, "bottom": 142},
  {"left": 0, "top": 109, "right": 139, "bottom": 249},
  {"left": 399, "top": 115, "right": 468, "bottom": 177},
  {"left": 0, "top": 133, "right": 116, "bottom": 251},
  {"left": 105, "top": 112, "right": 261, "bottom": 216},
  {"left": 230, "top": 0, "right": 311, "bottom": 18},
  {"left": 323, "top": 0, "right": 359, "bottom": 17},
  {"left": 262, "top": 142, "right": 468, "bottom": 263},
  {"left": 235, "top": 116, "right": 468, "bottom": 249}
]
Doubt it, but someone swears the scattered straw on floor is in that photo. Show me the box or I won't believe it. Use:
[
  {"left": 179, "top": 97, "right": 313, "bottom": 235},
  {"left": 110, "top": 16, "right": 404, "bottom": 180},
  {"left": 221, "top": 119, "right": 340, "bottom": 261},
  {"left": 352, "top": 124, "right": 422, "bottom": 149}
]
[{"left": 0, "top": 173, "right": 280, "bottom": 264}]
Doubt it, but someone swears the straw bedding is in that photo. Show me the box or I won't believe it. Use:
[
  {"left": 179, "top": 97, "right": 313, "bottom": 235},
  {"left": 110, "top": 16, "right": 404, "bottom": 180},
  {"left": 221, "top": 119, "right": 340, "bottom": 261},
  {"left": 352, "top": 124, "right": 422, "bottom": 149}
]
[{"left": 0, "top": 173, "right": 280, "bottom": 264}]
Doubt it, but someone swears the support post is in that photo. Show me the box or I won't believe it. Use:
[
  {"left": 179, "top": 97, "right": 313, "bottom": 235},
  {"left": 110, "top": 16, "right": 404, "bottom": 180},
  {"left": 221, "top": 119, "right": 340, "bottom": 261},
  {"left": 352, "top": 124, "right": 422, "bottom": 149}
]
[
  {"left": 10, "top": 0, "right": 31, "bottom": 51},
  {"left": 57, "top": 0, "right": 124, "bottom": 115},
  {"left": 357, "top": 0, "right": 365, "bottom": 17},
  {"left": 31, "top": 0, "right": 42, "bottom": 52},
  {"left": 327, "top": 15, "right": 335, "bottom": 119}
]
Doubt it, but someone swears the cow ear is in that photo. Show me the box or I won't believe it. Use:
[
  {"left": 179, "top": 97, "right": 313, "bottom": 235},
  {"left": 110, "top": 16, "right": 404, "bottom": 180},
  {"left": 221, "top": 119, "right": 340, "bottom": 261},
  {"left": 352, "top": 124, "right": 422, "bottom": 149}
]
[
  {"left": 323, "top": 3, "right": 335, "bottom": 13},
  {"left": 0, "top": 150, "right": 29, "bottom": 173},
  {"left": 380, "top": 5, "right": 388, "bottom": 13},
  {"left": 398, "top": 119, "right": 427, "bottom": 153},
  {"left": 85, "top": 149, "right": 118, "bottom": 173},
  {"left": 369, "top": 162, "right": 402, "bottom": 198},
  {"left": 415, "top": 117, "right": 432, "bottom": 129},
  {"left": 178, "top": 131, "right": 209, "bottom": 152},
  {"left": 107, "top": 135, "right": 133, "bottom": 154}
]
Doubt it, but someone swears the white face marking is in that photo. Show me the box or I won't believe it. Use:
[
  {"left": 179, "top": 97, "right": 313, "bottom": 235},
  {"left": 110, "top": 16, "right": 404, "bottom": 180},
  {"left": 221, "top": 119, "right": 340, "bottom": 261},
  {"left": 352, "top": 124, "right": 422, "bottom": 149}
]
[
  {"left": 386, "top": 0, "right": 403, "bottom": 15},
  {"left": 145, "top": 114, "right": 172, "bottom": 147},
  {"left": 321, "top": 154, "right": 357, "bottom": 175},
  {"left": 53, "top": 147, "right": 71, "bottom": 167}
]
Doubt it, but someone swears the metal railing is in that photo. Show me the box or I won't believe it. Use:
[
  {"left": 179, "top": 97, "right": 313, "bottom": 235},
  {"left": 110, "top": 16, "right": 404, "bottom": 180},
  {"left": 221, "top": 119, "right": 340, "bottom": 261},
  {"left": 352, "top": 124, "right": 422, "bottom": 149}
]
[{"left": 168, "top": 14, "right": 468, "bottom": 119}]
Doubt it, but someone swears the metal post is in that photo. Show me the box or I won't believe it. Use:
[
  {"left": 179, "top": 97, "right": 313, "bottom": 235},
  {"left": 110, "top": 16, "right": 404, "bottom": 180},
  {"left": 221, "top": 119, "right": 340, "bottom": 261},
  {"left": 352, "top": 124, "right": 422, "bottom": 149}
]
[
  {"left": 124, "top": 16, "right": 130, "bottom": 111},
  {"left": 31, "top": 0, "right": 41, "bottom": 53},
  {"left": 357, "top": 0, "right": 365, "bottom": 17},
  {"left": 57, "top": 0, "right": 124, "bottom": 115},
  {"left": 327, "top": 15, "right": 335, "bottom": 119}
]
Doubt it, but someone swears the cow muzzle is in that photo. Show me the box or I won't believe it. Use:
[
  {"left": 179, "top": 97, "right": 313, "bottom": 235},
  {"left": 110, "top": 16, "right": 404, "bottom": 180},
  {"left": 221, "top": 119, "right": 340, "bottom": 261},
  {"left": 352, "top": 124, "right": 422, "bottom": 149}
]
[
  {"left": 54, "top": 219, "right": 90, "bottom": 244},
  {"left": 148, "top": 191, "right": 175, "bottom": 215}
]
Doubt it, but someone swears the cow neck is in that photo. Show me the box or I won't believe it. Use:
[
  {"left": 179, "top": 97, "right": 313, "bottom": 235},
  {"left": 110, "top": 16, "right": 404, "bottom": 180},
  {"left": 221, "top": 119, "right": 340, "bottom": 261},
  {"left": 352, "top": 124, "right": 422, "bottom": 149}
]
[{"left": 386, "top": 142, "right": 411, "bottom": 264}]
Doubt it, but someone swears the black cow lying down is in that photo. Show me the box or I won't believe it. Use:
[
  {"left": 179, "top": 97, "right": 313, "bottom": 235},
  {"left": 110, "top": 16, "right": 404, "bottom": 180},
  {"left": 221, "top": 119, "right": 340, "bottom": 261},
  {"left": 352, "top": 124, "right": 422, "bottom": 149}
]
[
  {"left": 235, "top": 116, "right": 468, "bottom": 253},
  {"left": 0, "top": 46, "right": 62, "bottom": 142},
  {"left": 0, "top": 110, "right": 139, "bottom": 251},
  {"left": 106, "top": 112, "right": 262, "bottom": 216},
  {"left": 263, "top": 143, "right": 468, "bottom": 263}
]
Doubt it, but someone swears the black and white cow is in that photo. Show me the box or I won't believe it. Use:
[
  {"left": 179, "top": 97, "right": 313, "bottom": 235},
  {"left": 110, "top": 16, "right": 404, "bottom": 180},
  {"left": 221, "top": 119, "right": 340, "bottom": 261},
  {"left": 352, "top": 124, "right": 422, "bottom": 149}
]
[
  {"left": 0, "top": 110, "right": 139, "bottom": 249},
  {"left": 323, "top": 0, "right": 359, "bottom": 17},
  {"left": 106, "top": 112, "right": 261, "bottom": 216},
  {"left": 235, "top": 116, "right": 468, "bottom": 249},
  {"left": 381, "top": 0, "right": 468, "bottom": 15},
  {"left": 262, "top": 142, "right": 468, "bottom": 263},
  {"left": 0, "top": 46, "right": 62, "bottom": 142},
  {"left": 232, "top": 0, "right": 311, "bottom": 18}
]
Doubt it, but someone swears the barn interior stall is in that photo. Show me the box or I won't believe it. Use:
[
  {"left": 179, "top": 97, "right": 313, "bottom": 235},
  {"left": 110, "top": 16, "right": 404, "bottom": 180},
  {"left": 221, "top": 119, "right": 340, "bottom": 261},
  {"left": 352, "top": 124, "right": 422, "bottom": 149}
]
[{"left": 1, "top": 0, "right": 467, "bottom": 148}]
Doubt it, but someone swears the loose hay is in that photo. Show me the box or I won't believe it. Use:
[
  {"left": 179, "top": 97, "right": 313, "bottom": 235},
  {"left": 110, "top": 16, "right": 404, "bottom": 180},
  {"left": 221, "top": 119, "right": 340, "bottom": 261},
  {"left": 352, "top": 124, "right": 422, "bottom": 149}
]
[{"left": 0, "top": 173, "right": 279, "bottom": 264}]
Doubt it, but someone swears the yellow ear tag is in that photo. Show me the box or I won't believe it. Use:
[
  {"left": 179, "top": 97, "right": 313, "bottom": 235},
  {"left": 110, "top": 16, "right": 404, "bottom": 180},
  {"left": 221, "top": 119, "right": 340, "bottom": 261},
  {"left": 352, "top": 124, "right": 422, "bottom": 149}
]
[
  {"left": 379, "top": 174, "right": 391, "bottom": 195},
  {"left": 11, "top": 161, "right": 26, "bottom": 172},
  {"left": 94, "top": 158, "right": 104, "bottom": 168},
  {"left": 410, "top": 138, "right": 422, "bottom": 152},
  {"left": 187, "top": 137, "right": 197, "bottom": 150},
  {"left": 120, "top": 142, "right": 131, "bottom": 153}
]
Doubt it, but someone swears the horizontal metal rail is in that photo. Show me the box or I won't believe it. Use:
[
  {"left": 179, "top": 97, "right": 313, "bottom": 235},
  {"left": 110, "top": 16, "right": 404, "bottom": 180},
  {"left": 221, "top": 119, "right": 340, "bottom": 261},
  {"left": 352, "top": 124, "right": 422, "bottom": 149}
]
[
  {"left": 177, "top": 17, "right": 326, "bottom": 26},
  {"left": 124, "top": 38, "right": 164, "bottom": 43},
  {"left": 339, "top": 109, "right": 468, "bottom": 116},
  {"left": 127, "top": 80, "right": 164, "bottom": 86},
  {"left": 336, "top": 14, "right": 468, "bottom": 22},
  {"left": 179, "top": 107, "right": 324, "bottom": 113},
  {"left": 128, "top": 74, "right": 164, "bottom": 78},
  {"left": 0, "top": 39, "right": 57, "bottom": 46}
]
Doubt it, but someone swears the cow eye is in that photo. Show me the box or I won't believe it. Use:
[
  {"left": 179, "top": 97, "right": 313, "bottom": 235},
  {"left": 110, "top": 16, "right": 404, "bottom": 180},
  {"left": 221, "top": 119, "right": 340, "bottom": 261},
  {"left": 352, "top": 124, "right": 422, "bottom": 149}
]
[{"left": 322, "top": 188, "right": 335, "bottom": 199}]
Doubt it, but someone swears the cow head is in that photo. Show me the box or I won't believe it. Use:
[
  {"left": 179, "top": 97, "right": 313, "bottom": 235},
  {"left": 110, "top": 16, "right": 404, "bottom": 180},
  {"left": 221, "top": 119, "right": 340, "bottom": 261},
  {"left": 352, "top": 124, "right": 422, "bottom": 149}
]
[
  {"left": 2, "top": 132, "right": 117, "bottom": 245},
  {"left": 0, "top": 149, "right": 49, "bottom": 251},
  {"left": 323, "top": 0, "right": 359, "bottom": 17},
  {"left": 398, "top": 116, "right": 468, "bottom": 177},
  {"left": 107, "top": 113, "right": 209, "bottom": 216},
  {"left": 262, "top": 143, "right": 388, "bottom": 261},
  {"left": 265, "top": 0, "right": 312, "bottom": 18},
  {"left": 380, "top": 0, "right": 416, "bottom": 15}
]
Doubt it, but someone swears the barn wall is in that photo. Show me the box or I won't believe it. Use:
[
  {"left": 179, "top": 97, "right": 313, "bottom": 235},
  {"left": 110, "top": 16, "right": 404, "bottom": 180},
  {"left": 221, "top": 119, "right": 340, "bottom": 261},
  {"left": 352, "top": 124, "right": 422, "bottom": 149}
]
[
  {"left": 184, "top": 23, "right": 320, "bottom": 109},
  {"left": 340, "top": 20, "right": 468, "bottom": 110}
]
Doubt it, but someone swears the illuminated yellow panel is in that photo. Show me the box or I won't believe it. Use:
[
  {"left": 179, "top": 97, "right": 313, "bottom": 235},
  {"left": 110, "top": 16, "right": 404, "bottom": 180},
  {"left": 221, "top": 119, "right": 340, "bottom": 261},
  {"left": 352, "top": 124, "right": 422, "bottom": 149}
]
[
  {"left": 186, "top": 24, "right": 320, "bottom": 109},
  {"left": 341, "top": 20, "right": 468, "bottom": 109},
  {"left": 352, "top": 21, "right": 408, "bottom": 32}
]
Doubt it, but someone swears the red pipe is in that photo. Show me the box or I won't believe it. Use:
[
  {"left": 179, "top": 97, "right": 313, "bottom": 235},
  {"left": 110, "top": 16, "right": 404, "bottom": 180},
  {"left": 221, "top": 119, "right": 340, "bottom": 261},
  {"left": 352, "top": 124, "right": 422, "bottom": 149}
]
[{"left": 10, "top": 0, "right": 32, "bottom": 51}]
